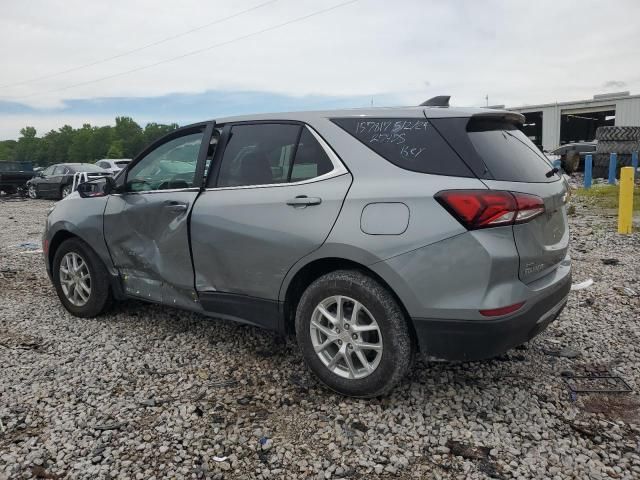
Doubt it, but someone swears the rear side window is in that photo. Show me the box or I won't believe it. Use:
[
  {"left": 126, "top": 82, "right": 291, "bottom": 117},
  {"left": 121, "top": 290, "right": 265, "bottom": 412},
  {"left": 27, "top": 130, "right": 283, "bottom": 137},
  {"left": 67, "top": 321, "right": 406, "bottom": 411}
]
[
  {"left": 290, "top": 128, "right": 333, "bottom": 182},
  {"left": 466, "top": 118, "right": 556, "bottom": 183},
  {"left": 215, "top": 124, "right": 335, "bottom": 187},
  {"left": 217, "top": 124, "right": 300, "bottom": 187},
  {"left": 331, "top": 117, "right": 473, "bottom": 177}
]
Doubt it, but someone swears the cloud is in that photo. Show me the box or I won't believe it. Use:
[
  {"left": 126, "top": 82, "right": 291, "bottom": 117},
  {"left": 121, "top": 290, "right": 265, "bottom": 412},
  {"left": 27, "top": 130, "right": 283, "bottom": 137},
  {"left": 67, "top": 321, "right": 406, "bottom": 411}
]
[
  {"left": 603, "top": 80, "right": 627, "bottom": 89},
  {"left": 1, "top": 0, "right": 639, "bottom": 138}
]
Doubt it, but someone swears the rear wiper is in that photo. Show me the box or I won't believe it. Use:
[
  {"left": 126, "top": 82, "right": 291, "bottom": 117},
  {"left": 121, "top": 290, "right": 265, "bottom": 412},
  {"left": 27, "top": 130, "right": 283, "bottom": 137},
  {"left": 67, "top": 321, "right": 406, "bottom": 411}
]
[{"left": 545, "top": 167, "right": 560, "bottom": 178}]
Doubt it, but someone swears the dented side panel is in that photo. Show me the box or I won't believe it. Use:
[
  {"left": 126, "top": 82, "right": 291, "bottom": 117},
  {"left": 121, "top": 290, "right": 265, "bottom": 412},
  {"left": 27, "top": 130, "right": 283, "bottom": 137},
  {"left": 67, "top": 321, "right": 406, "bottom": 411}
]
[{"left": 103, "top": 191, "right": 201, "bottom": 310}]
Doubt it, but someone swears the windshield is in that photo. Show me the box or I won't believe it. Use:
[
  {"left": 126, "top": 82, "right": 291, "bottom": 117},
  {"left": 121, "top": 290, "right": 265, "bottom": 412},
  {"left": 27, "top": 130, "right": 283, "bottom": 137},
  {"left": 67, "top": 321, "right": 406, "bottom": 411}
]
[
  {"left": 115, "top": 160, "right": 131, "bottom": 167},
  {"left": 0, "top": 161, "right": 34, "bottom": 172}
]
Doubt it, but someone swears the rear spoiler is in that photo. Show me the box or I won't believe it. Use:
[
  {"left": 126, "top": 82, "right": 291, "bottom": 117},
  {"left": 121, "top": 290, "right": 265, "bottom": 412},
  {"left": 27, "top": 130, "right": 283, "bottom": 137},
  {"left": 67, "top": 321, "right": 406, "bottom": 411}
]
[{"left": 470, "top": 111, "right": 525, "bottom": 126}]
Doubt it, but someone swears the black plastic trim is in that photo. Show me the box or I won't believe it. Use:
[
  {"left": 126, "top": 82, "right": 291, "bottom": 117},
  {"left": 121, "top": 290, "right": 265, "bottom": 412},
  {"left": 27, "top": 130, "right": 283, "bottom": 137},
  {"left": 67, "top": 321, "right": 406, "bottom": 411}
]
[
  {"left": 199, "top": 291, "right": 283, "bottom": 331},
  {"left": 411, "top": 273, "right": 571, "bottom": 361}
]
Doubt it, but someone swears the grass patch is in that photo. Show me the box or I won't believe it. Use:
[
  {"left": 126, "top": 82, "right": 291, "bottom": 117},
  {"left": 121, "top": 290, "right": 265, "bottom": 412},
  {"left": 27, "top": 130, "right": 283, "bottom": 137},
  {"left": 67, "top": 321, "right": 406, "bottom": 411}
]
[{"left": 573, "top": 185, "right": 640, "bottom": 210}]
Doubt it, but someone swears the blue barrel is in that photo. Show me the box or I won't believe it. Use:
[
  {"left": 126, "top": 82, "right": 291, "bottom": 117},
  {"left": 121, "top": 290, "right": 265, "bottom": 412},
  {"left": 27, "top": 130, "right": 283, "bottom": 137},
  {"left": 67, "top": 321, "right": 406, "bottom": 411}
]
[
  {"left": 608, "top": 153, "right": 617, "bottom": 185},
  {"left": 584, "top": 154, "right": 593, "bottom": 189}
]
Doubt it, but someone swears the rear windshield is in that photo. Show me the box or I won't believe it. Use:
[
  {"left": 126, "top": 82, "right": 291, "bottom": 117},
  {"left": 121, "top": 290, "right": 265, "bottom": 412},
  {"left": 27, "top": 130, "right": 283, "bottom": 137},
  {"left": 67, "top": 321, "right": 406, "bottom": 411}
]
[
  {"left": 331, "top": 117, "right": 473, "bottom": 177},
  {"left": 467, "top": 118, "right": 556, "bottom": 183},
  {"left": 71, "top": 164, "right": 106, "bottom": 173}
]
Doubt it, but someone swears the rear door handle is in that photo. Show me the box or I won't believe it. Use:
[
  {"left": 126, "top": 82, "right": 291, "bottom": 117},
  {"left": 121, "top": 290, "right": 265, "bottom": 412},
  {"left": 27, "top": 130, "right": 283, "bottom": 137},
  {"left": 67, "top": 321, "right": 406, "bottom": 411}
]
[
  {"left": 163, "top": 200, "right": 189, "bottom": 212},
  {"left": 286, "top": 195, "right": 322, "bottom": 207}
]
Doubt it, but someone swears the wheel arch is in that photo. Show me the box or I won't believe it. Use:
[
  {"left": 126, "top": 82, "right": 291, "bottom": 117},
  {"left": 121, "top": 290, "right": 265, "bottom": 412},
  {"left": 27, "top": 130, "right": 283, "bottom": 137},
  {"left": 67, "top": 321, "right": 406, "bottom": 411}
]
[
  {"left": 282, "top": 256, "right": 418, "bottom": 346},
  {"left": 48, "top": 228, "right": 124, "bottom": 300},
  {"left": 48, "top": 229, "right": 78, "bottom": 272}
]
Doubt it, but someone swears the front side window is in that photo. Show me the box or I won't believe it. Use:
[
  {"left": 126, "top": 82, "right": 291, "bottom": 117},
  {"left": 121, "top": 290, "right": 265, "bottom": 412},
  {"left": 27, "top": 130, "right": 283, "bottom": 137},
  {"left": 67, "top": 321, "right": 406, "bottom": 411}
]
[
  {"left": 53, "top": 166, "right": 67, "bottom": 175},
  {"left": 42, "top": 166, "right": 55, "bottom": 176},
  {"left": 126, "top": 130, "right": 204, "bottom": 192},
  {"left": 215, "top": 124, "right": 334, "bottom": 187}
]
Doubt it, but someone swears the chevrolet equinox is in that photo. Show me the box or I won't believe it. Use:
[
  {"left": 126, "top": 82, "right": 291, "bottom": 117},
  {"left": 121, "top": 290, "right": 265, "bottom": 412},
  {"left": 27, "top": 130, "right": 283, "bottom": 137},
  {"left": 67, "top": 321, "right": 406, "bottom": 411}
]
[{"left": 43, "top": 99, "right": 571, "bottom": 397}]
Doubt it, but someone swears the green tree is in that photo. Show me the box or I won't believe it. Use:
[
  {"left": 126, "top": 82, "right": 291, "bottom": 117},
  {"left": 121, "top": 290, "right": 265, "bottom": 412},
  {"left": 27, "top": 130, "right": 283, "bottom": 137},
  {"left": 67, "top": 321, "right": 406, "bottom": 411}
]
[
  {"left": 106, "top": 140, "right": 124, "bottom": 159},
  {"left": 14, "top": 126, "right": 40, "bottom": 163},
  {"left": 0, "top": 140, "right": 17, "bottom": 161},
  {"left": 144, "top": 122, "right": 179, "bottom": 146},
  {"left": 87, "top": 126, "right": 113, "bottom": 160},
  {"left": 2, "top": 117, "right": 178, "bottom": 166},
  {"left": 68, "top": 123, "right": 93, "bottom": 163},
  {"left": 113, "top": 117, "right": 143, "bottom": 157}
]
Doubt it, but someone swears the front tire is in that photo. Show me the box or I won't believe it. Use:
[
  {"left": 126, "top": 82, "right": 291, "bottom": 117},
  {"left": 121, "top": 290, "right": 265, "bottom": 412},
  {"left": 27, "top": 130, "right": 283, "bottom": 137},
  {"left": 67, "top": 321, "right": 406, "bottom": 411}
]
[
  {"left": 295, "top": 270, "right": 414, "bottom": 397},
  {"left": 52, "top": 238, "right": 112, "bottom": 317},
  {"left": 28, "top": 185, "right": 38, "bottom": 199}
]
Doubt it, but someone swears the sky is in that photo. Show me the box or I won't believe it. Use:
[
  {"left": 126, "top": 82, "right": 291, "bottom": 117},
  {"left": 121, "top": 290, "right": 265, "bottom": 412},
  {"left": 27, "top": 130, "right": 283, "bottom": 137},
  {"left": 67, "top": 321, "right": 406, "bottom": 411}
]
[{"left": 1, "top": 0, "right": 639, "bottom": 139}]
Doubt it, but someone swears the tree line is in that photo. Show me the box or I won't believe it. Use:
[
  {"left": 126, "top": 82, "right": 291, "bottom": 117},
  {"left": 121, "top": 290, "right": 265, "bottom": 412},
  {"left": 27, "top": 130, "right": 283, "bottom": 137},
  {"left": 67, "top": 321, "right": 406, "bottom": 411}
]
[{"left": 0, "top": 117, "right": 179, "bottom": 166}]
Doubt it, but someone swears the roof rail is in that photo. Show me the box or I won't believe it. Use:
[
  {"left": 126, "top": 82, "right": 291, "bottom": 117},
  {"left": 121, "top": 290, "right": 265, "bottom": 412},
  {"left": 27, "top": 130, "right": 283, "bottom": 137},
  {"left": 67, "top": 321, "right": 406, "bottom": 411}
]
[{"left": 420, "top": 95, "right": 450, "bottom": 107}]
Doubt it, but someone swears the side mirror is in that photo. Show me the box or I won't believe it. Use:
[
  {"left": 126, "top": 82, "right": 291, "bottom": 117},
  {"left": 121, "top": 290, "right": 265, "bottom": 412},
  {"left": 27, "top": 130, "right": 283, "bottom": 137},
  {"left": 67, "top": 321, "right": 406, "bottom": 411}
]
[{"left": 78, "top": 176, "right": 115, "bottom": 198}]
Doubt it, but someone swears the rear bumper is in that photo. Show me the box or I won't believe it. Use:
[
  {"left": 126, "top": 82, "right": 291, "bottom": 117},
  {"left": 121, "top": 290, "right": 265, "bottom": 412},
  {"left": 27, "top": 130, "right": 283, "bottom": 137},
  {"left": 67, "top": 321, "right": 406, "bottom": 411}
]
[{"left": 412, "top": 271, "right": 571, "bottom": 361}]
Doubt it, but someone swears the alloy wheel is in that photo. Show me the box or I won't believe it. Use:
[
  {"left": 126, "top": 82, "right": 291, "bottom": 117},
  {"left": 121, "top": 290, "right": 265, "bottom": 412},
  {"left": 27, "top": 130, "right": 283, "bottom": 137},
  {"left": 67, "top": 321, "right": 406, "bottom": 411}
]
[
  {"left": 59, "top": 252, "right": 91, "bottom": 307},
  {"left": 28, "top": 185, "right": 37, "bottom": 199},
  {"left": 310, "top": 295, "right": 383, "bottom": 379}
]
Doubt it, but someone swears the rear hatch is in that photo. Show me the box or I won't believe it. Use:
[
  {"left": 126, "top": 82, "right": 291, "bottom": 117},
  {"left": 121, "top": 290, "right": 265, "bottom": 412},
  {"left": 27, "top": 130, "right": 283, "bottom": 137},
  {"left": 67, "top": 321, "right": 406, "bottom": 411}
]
[{"left": 431, "top": 112, "right": 570, "bottom": 283}]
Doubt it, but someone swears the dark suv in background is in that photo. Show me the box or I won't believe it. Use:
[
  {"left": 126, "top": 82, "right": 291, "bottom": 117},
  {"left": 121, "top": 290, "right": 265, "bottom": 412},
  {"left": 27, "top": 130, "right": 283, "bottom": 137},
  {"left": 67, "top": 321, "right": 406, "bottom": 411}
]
[
  {"left": 27, "top": 163, "right": 111, "bottom": 199},
  {"left": 0, "top": 161, "right": 34, "bottom": 195}
]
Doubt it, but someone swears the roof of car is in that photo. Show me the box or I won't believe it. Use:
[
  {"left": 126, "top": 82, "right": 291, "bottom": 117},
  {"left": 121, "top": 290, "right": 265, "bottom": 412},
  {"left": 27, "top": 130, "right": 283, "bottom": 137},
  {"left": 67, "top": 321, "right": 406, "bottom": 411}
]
[{"left": 212, "top": 105, "right": 512, "bottom": 125}]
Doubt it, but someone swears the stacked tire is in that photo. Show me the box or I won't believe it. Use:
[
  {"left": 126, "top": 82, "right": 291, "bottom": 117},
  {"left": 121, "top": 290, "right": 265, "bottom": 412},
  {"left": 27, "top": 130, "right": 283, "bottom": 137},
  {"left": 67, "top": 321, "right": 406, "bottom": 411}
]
[{"left": 593, "top": 126, "right": 640, "bottom": 178}]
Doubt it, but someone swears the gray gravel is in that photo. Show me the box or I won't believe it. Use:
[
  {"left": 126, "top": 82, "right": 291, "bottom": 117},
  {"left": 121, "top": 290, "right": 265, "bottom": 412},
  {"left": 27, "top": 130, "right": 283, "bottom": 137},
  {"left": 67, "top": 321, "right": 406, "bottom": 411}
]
[{"left": 1, "top": 195, "right": 639, "bottom": 480}]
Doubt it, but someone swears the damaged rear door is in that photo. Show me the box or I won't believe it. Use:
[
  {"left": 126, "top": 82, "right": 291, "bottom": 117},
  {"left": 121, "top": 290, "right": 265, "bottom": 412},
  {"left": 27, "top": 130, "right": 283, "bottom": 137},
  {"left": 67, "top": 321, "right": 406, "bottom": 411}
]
[{"left": 103, "top": 123, "right": 213, "bottom": 308}]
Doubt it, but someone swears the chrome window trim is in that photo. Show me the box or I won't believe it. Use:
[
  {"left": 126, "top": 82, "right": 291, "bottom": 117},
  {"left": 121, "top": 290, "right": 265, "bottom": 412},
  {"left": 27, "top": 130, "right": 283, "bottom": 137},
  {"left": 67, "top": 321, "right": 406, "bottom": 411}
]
[
  {"left": 112, "top": 187, "right": 200, "bottom": 196},
  {"left": 205, "top": 125, "right": 348, "bottom": 192}
]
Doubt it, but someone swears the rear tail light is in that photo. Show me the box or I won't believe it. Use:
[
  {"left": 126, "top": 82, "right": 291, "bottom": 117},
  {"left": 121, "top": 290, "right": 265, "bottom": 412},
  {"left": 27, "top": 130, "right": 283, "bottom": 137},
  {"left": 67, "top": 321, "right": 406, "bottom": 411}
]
[{"left": 435, "top": 190, "right": 545, "bottom": 230}]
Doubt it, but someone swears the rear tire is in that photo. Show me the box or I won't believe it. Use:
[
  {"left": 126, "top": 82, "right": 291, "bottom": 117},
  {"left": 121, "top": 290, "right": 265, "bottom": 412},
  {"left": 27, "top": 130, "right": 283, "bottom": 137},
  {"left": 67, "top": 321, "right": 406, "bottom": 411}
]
[
  {"left": 52, "top": 238, "right": 112, "bottom": 317},
  {"left": 595, "top": 126, "right": 640, "bottom": 142},
  {"left": 295, "top": 270, "right": 414, "bottom": 397},
  {"left": 61, "top": 185, "right": 72, "bottom": 199}
]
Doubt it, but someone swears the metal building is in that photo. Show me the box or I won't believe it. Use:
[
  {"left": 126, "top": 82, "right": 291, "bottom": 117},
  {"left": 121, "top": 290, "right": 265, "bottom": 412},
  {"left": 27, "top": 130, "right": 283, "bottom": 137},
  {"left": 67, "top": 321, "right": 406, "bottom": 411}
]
[{"left": 506, "top": 91, "right": 640, "bottom": 151}]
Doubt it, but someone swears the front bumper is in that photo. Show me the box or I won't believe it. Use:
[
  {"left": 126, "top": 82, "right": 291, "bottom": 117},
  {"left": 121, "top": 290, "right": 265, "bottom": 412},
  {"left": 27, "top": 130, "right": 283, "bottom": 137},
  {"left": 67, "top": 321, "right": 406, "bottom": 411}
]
[{"left": 412, "top": 271, "right": 571, "bottom": 361}]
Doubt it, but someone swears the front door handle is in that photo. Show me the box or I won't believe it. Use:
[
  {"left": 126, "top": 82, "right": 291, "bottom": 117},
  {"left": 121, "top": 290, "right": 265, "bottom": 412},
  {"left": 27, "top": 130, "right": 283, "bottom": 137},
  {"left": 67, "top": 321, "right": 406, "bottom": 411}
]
[
  {"left": 163, "top": 200, "right": 189, "bottom": 212},
  {"left": 286, "top": 195, "right": 322, "bottom": 207}
]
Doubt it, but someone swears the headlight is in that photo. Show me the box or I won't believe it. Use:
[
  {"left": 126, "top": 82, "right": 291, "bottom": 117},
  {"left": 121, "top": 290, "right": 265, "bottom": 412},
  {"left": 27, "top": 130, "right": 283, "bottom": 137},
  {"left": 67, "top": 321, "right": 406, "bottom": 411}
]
[{"left": 47, "top": 204, "right": 56, "bottom": 216}]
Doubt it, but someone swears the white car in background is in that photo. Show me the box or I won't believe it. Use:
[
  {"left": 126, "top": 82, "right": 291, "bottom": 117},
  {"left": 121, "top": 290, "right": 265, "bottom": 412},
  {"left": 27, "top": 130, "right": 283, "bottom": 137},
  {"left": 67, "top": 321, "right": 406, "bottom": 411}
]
[{"left": 96, "top": 159, "right": 132, "bottom": 176}]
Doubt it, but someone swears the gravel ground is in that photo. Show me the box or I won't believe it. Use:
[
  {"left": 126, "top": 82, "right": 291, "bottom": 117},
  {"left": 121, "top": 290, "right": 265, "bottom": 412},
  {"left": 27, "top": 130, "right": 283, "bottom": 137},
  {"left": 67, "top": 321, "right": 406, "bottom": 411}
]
[{"left": 1, "top": 195, "right": 639, "bottom": 480}]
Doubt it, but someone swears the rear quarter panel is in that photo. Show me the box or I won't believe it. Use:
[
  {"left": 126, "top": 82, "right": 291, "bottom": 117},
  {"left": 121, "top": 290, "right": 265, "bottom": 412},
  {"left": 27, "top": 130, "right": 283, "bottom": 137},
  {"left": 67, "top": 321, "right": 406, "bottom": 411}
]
[
  {"left": 279, "top": 118, "right": 490, "bottom": 302},
  {"left": 305, "top": 118, "right": 488, "bottom": 260}
]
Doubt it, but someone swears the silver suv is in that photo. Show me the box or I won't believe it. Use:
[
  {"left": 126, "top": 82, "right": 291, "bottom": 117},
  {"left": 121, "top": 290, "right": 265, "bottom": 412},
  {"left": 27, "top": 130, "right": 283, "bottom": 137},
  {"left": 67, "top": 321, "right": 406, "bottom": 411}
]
[{"left": 43, "top": 102, "right": 571, "bottom": 397}]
